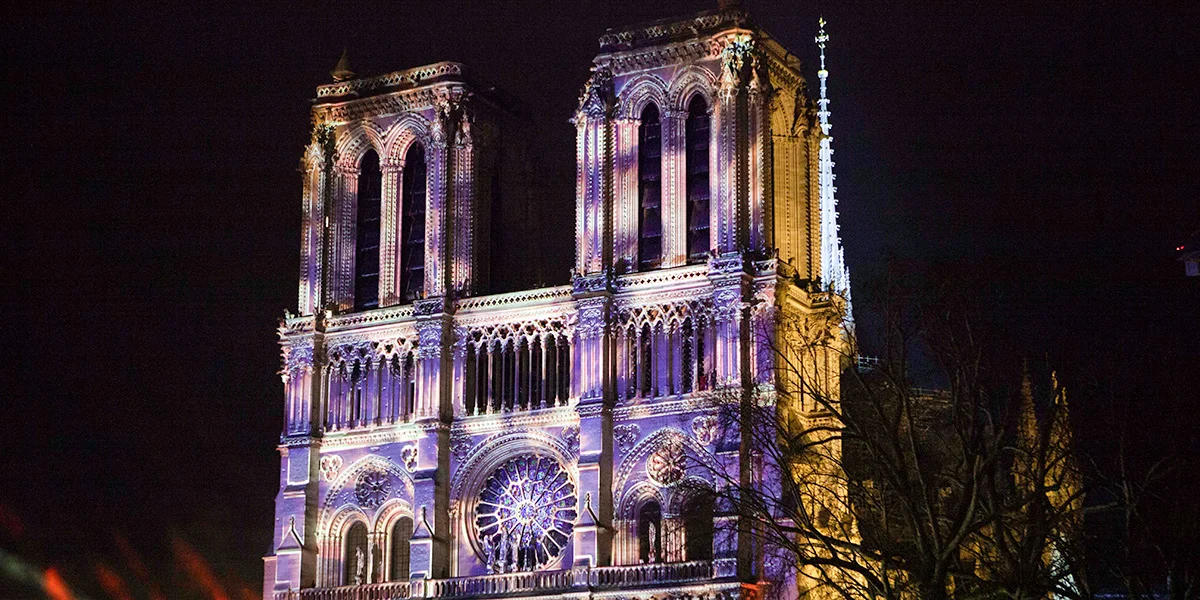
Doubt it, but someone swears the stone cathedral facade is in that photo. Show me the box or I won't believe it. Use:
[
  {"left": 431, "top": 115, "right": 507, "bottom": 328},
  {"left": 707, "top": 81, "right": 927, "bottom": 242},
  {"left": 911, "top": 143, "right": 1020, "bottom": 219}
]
[{"left": 266, "top": 5, "right": 851, "bottom": 600}]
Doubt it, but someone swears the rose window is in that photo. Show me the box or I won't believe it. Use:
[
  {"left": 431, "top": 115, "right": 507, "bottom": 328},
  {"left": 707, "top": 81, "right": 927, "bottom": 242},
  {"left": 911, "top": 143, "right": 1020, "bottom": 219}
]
[
  {"left": 354, "top": 470, "right": 391, "bottom": 508},
  {"left": 475, "top": 455, "right": 577, "bottom": 572},
  {"left": 646, "top": 437, "right": 686, "bottom": 486}
]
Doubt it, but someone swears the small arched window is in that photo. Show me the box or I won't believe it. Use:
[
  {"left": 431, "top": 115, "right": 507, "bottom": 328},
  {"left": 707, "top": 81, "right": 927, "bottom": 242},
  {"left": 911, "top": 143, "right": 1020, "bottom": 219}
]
[
  {"left": 354, "top": 150, "right": 382, "bottom": 311},
  {"left": 682, "top": 493, "right": 714, "bottom": 561},
  {"left": 344, "top": 521, "right": 369, "bottom": 585},
  {"left": 640, "top": 324, "right": 654, "bottom": 398},
  {"left": 638, "top": 104, "right": 663, "bottom": 271},
  {"left": 685, "top": 96, "right": 711, "bottom": 262},
  {"left": 638, "top": 501, "right": 663, "bottom": 564},
  {"left": 389, "top": 517, "right": 413, "bottom": 581},
  {"left": 401, "top": 143, "right": 427, "bottom": 302}
]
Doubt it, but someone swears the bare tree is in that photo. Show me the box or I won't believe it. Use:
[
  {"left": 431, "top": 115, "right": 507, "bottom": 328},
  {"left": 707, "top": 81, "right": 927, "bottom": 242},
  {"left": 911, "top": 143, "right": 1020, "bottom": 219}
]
[{"left": 692, "top": 283, "right": 1087, "bottom": 600}]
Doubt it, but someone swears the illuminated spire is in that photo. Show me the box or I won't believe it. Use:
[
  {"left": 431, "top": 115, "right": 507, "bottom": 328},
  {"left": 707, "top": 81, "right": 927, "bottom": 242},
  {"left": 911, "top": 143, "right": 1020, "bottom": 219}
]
[{"left": 816, "top": 18, "right": 852, "bottom": 313}]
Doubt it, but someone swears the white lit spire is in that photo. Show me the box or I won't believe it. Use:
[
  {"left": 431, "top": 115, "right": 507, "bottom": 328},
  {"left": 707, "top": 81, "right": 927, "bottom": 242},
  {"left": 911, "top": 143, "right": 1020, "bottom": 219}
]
[{"left": 816, "top": 18, "right": 852, "bottom": 313}]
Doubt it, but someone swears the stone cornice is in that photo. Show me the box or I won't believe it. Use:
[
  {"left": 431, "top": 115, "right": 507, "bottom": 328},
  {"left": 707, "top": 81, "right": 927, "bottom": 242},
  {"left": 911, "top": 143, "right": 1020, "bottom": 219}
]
[
  {"left": 315, "top": 61, "right": 466, "bottom": 100},
  {"left": 613, "top": 394, "right": 716, "bottom": 422},
  {"left": 598, "top": 9, "right": 750, "bottom": 52},
  {"left": 452, "top": 405, "right": 580, "bottom": 436},
  {"left": 318, "top": 422, "right": 428, "bottom": 449},
  {"left": 313, "top": 84, "right": 460, "bottom": 126}
]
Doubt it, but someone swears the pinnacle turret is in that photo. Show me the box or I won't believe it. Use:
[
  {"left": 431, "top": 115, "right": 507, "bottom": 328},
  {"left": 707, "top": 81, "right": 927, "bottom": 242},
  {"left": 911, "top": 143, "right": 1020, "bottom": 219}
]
[{"left": 330, "top": 48, "right": 355, "bottom": 82}]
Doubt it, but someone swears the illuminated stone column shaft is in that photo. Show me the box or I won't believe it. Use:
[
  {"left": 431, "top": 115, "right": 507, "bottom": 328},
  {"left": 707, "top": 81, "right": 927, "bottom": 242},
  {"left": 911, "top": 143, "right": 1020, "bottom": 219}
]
[
  {"left": 378, "top": 161, "right": 402, "bottom": 306},
  {"left": 451, "top": 132, "right": 475, "bottom": 294},
  {"left": 574, "top": 113, "right": 614, "bottom": 276},
  {"left": 425, "top": 137, "right": 449, "bottom": 298},
  {"left": 662, "top": 109, "right": 687, "bottom": 267},
  {"left": 332, "top": 165, "right": 359, "bottom": 311},
  {"left": 613, "top": 117, "right": 639, "bottom": 272}
]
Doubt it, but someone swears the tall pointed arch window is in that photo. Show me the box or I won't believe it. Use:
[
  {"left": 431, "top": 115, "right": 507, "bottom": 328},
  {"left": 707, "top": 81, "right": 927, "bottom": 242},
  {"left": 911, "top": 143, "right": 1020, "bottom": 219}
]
[
  {"left": 638, "top": 501, "right": 663, "bottom": 564},
  {"left": 400, "top": 143, "right": 427, "bottom": 302},
  {"left": 682, "top": 493, "right": 714, "bottom": 561},
  {"left": 389, "top": 517, "right": 412, "bottom": 581},
  {"left": 638, "top": 104, "right": 663, "bottom": 271},
  {"left": 354, "top": 150, "right": 382, "bottom": 311},
  {"left": 685, "top": 96, "right": 711, "bottom": 262},
  {"left": 344, "top": 521, "right": 369, "bottom": 585}
]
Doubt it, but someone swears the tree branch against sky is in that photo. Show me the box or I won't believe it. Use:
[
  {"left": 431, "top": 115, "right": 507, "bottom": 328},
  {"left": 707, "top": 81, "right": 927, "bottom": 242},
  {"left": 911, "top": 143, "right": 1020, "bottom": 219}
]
[{"left": 693, "top": 279, "right": 1089, "bottom": 600}]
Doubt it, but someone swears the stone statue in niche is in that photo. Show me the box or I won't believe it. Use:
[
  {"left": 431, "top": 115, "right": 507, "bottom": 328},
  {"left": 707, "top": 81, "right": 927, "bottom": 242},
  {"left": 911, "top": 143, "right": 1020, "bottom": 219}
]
[
  {"left": 482, "top": 534, "right": 497, "bottom": 574},
  {"left": 354, "top": 546, "right": 366, "bottom": 585},
  {"left": 647, "top": 521, "right": 658, "bottom": 564}
]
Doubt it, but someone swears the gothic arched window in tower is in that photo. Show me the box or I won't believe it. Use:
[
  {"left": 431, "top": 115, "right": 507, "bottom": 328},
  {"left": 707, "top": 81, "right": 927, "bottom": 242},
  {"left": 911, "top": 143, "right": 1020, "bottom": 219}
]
[
  {"left": 638, "top": 104, "right": 663, "bottom": 271},
  {"left": 685, "top": 96, "right": 711, "bottom": 262},
  {"left": 638, "top": 501, "right": 663, "bottom": 564},
  {"left": 389, "top": 517, "right": 412, "bottom": 581},
  {"left": 640, "top": 323, "right": 654, "bottom": 398},
  {"left": 354, "top": 150, "right": 382, "bottom": 311},
  {"left": 400, "top": 143, "right": 427, "bottom": 302},
  {"left": 343, "top": 521, "right": 369, "bottom": 585},
  {"left": 682, "top": 493, "right": 714, "bottom": 561}
]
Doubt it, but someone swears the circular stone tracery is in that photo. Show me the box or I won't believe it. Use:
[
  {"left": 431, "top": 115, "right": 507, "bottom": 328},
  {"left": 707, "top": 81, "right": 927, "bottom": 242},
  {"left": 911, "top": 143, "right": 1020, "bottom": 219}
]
[
  {"left": 475, "top": 455, "right": 577, "bottom": 572},
  {"left": 646, "top": 437, "right": 686, "bottom": 486},
  {"left": 354, "top": 470, "right": 391, "bottom": 508}
]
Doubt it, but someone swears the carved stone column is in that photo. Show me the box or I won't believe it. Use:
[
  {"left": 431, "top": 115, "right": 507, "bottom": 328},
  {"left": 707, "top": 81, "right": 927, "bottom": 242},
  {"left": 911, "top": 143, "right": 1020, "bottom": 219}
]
[
  {"left": 426, "top": 109, "right": 451, "bottom": 300},
  {"left": 613, "top": 116, "right": 639, "bottom": 273},
  {"left": 713, "top": 34, "right": 758, "bottom": 257},
  {"left": 747, "top": 67, "right": 772, "bottom": 255},
  {"left": 378, "top": 159, "right": 403, "bottom": 307},
  {"left": 662, "top": 109, "right": 687, "bottom": 268},
  {"left": 451, "top": 109, "right": 477, "bottom": 295},
  {"left": 332, "top": 163, "right": 360, "bottom": 312},
  {"left": 574, "top": 66, "right": 615, "bottom": 277},
  {"left": 572, "top": 278, "right": 615, "bottom": 568}
]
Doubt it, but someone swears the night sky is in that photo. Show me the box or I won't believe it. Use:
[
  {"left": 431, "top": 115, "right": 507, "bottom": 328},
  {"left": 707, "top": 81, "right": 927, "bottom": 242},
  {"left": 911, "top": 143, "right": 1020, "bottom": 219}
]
[{"left": 2, "top": 2, "right": 1197, "bottom": 598}]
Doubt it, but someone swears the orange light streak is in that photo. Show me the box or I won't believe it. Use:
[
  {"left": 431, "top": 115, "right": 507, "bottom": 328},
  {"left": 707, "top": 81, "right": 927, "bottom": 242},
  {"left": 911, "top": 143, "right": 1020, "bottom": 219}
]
[
  {"left": 94, "top": 563, "right": 134, "bottom": 600},
  {"left": 172, "top": 537, "right": 230, "bottom": 600},
  {"left": 43, "top": 567, "right": 74, "bottom": 600}
]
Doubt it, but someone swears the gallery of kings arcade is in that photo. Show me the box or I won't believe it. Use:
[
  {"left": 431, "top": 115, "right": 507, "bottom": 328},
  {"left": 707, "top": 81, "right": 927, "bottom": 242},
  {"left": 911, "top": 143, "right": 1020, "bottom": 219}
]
[{"left": 265, "top": 5, "right": 853, "bottom": 600}]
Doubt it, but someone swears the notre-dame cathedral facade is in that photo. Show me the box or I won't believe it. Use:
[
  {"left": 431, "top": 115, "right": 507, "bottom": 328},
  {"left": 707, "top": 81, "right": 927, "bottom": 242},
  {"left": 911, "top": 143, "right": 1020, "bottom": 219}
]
[{"left": 266, "top": 4, "right": 851, "bottom": 600}]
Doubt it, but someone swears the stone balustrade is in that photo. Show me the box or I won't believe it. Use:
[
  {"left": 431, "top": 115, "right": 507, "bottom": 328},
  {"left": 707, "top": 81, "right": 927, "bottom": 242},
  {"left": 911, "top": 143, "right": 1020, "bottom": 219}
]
[
  {"left": 274, "top": 561, "right": 719, "bottom": 600},
  {"left": 590, "top": 560, "right": 713, "bottom": 588},
  {"left": 274, "top": 580, "right": 411, "bottom": 600}
]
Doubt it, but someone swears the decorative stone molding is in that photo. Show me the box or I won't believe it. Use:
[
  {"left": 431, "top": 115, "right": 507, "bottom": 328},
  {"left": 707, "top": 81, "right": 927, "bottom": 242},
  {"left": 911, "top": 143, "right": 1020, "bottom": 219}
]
[
  {"left": 400, "top": 445, "right": 418, "bottom": 472},
  {"left": 598, "top": 9, "right": 748, "bottom": 52},
  {"left": 320, "top": 455, "right": 344, "bottom": 482},
  {"left": 315, "top": 61, "right": 466, "bottom": 99},
  {"left": 450, "top": 432, "right": 474, "bottom": 460},
  {"left": 576, "top": 65, "right": 615, "bottom": 119},
  {"left": 560, "top": 425, "right": 581, "bottom": 459},
  {"left": 614, "top": 424, "right": 641, "bottom": 454},
  {"left": 354, "top": 469, "right": 393, "bottom": 508},
  {"left": 691, "top": 415, "right": 720, "bottom": 447}
]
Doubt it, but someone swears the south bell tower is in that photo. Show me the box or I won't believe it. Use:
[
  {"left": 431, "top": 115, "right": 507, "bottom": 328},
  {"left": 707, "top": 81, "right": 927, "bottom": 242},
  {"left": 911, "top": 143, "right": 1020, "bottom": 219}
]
[{"left": 266, "top": 6, "right": 850, "bottom": 600}]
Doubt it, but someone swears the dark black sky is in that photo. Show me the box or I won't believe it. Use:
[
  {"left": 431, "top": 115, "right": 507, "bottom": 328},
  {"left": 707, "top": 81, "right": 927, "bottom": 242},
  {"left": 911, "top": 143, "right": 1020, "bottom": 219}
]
[{"left": 2, "top": 2, "right": 1197, "bottom": 598}]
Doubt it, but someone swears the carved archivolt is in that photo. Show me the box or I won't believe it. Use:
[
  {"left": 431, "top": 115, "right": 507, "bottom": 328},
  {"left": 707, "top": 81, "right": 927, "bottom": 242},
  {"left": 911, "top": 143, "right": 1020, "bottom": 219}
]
[
  {"left": 667, "top": 65, "right": 718, "bottom": 112},
  {"left": 381, "top": 113, "right": 432, "bottom": 165},
  {"left": 613, "top": 426, "right": 719, "bottom": 514},
  {"left": 617, "top": 73, "right": 670, "bottom": 120},
  {"left": 334, "top": 120, "right": 386, "bottom": 170},
  {"left": 319, "top": 454, "right": 415, "bottom": 538}
]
